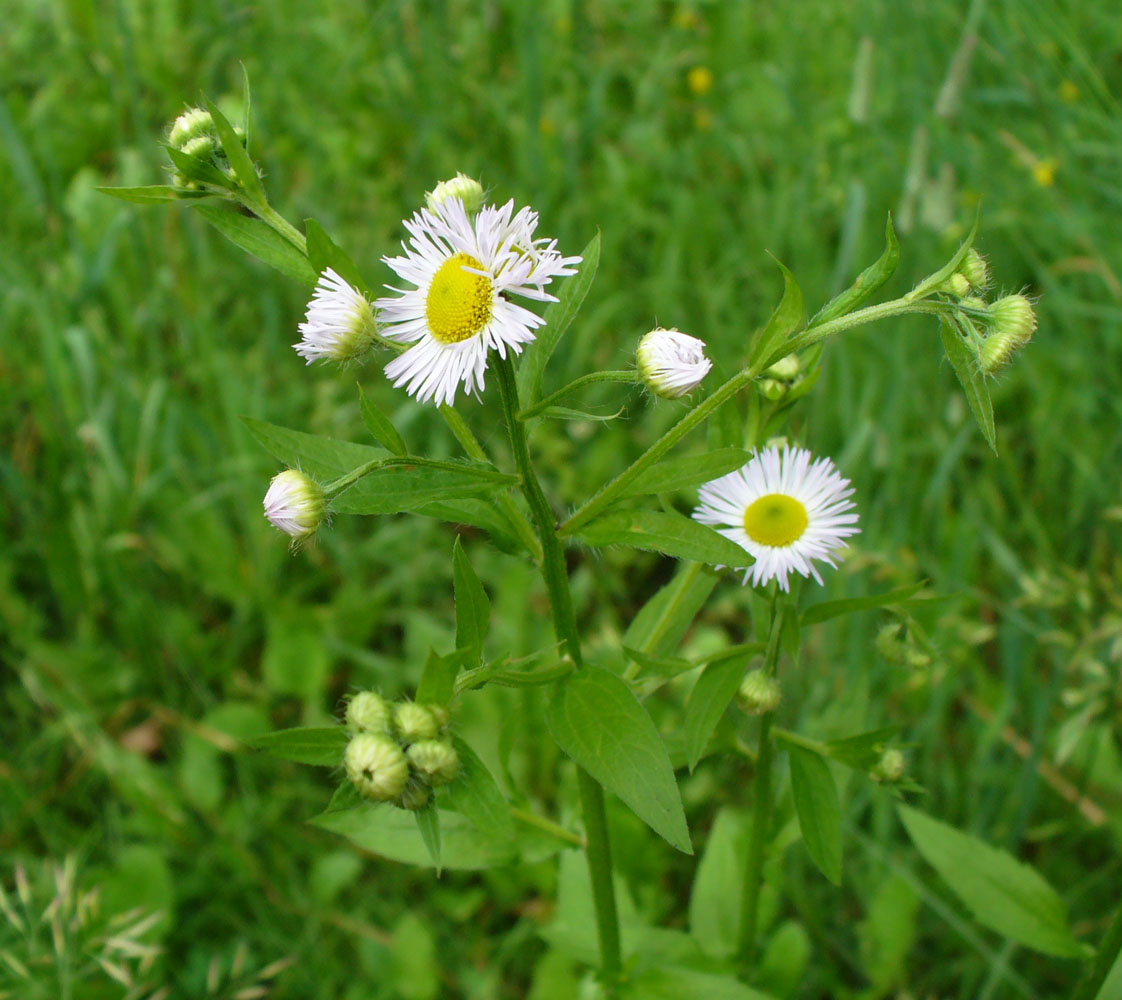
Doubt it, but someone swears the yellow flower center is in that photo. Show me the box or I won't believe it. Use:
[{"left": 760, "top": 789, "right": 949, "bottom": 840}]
[
  {"left": 425, "top": 253, "right": 493, "bottom": 344},
  {"left": 743, "top": 494, "right": 808, "bottom": 547}
]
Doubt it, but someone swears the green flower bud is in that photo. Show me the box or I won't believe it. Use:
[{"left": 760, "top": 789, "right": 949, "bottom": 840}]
[
  {"left": 978, "top": 295, "right": 1036, "bottom": 375},
  {"left": 168, "top": 108, "right": 214, "bottom": 149},
  {"left": 875, "top": 623, "right": 907, "bottom": 665},
  {"left": 959, "top": 249, "right": 989, "bottom": 291},
  {"left": 940, "top": 272, "right": 972, "bottom": 298},
  {"left": 346, "top": 691, "right": 392, "bottom": 734},
  {"left": 765, "top": 353, "right": 800, "bottom": 381},
  {"left": 870, "top": 748, "right": 906, "bottom": 784},
  {"left": 426, "top": 173, "right": 485, "bottom": 216},
  {"left": 904, "top": 648, "right": 932, "bottom": 670},
  {"left": 757, "top": 377, "right": 787, "bottom": 401},
  {"left": 737, "top": 669, "right": 781, "bottom": 716},
  {"left": 407, "top": 739, "right": 460, "bottom": 786},
  {"left": 262, "top": 470, "right": 326, "bottom": 546},
  {"left": 397, "top": 775, "right": 432, "bottom": 811},
  {"left": 179, "top": 134, "right": 216, "bottom": 160},
  {"left": 429, "top": 704, "right": 451, "bottom": 732},
  {"left": 394, "top": 702, "right": 440, "bottom": 744},
  {"left": 344, "top": 734, "right": 409, "bottom": 801},
  {"left": 959, "top": 296, "right": 987, "bottom": 313}
]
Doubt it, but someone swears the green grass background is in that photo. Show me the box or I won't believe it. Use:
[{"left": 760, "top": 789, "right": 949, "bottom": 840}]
[{"left": 3, "top": 1, "right": 1121, "bottom": 997}]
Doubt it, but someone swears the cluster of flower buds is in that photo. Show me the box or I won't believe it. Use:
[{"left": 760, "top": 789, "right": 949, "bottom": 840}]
[
  {"left": 343, "top": 692, "right": 459, "bottom": 810},
  {"left": 939, "top": 250, "right": 1037, "bottom": 376},
  {"left": 263, "top": 470, "right": 326, "bottom": 547},
  {"left": 757, "top": 352, "right": 803, "bottom": 402},
  {"left": 875, "top": 621, "right": 932, "bottom": 671},
  {"left": 166, "top": 106, "right": 251, "bottom": 190},
  {"left": 737, "top": 668, "right": 781, "bottom": 716},
  {"left": 636, "top": 327, "right": 712, "bottom": 399}
]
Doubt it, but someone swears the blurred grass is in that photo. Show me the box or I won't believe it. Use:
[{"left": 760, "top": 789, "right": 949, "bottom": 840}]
[{"left": 2, "top": 0, "right": 1121, "bottom": 997}]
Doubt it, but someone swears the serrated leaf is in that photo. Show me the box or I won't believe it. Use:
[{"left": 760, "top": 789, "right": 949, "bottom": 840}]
[
  {"left": 358, "top": 384, "right": 407, "bottom": 456},
  {"left": 801, "top": 581, "right": 927, "bottom": 626},
  {"left": 243, "top": 417, "right": 389, "bottom": 479},
  {"left": 788, "top": 744, "right": 842, "bottom": 885},
  {"left": 96, "top": 184, "right": 209, "bottom": 204},
  {"left": 194, "top": 205, "right": 317, "bottom": 285},
  {"left": 416, "top": 648, "right": 462, "bottom": 705},
  {"left": 624, "top": 562, "right": 716, "bottom": 656},
  {"left": 689, "top": 807, "right": 748, "bottom": 958},
  {"left": 251, "top": 727, "right": 347, "bottom": 766},
  {"left": 452, "top": 536, "right": 490, "bottom": 661},
  {"left": 619, "top": 448, "right": 752, "bottom": 499},
  {"left": 517, "top": 232, "right": 600, "bottom": 406},
  {"left": 331, "top": 461, "right": 517, "bottom": 515},
  {"left": 752, "top": 256, "right": 804, "bottom": 370},
  {"left": 897, "top": 804, "right": 1086, "bottom": 958},
  {"left": 818, "top": 726, "right": 901, "bottom": 771},
  {"left": 811, "top": 213, "right": 899, "bottom": 326},
  {"left": 306, "top": 218, "right": 371, "bottom": 296},
  {"left": 575, "top": 510, "right": 749, "bottom": 566},
  {"left": 203, "top": 94, "right": 266, "bottom": 205},
  {"left": 546, "top": 666, "right": 691, "bottom": 853},
  {"left": 684, "top": 653, "right": 750, "bottom": 771},
  {"left": 941, "top": 320, "right": 997, "bottom": 454},
  {"left": 415, "top": 804, "right": 442, "bottom": 873},
  {"left": 443, "top": 736, "right": 515, "bottom": 841}
]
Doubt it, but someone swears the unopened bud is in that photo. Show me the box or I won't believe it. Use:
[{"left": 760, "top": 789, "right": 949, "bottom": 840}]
[
  {"left": 636, "top": 327, "right": 712, "bottom": 399},
  {"left": 870, "top": 748, "right": 906, "bottom": 784},
  {"left": 397, "top": 775, "right": 432, "bottom": 811},
  {"left": 978, "top": 295, "right": 1036, "bottom": 374},
  {"left": 765, "top": 354, "right": 800, "bottom": 381},
  {"left": 940, "top": 272, "right": 972, "bottom": 298},
  {"left": 426, "top": 173, "right": 485, "bottom": 217},
  {"left": 394, "top": 703, "right": 440, "bottom": 744},
  {"left": 180, "top": 134, "right": 216, "bottom": 160},
  {"left": 875, "top": 623, "right": 907, "bottom": 665},
  {"left": 346, "top": 691, "right": 391, "bottom": 734},
  {"left": 959, "top": 249, "right": 989, "bottom": 291},
  {"left": 263, "top": 470, "right": 325, "bottom": 545},
  {"left": 344, "top": 734, "right": 409, "bottom": 801},
  {"left": 737, "top": 669, "right": 781, "bottom": 716},
  {"left": 407, "top": 739, "right": 460, "bottom": 786},
  {"left": 757, "top": 378, "right": 787, "bottom": 401},
  {"left": 168, "top": 108, "right": 214, "bottom": 150}
]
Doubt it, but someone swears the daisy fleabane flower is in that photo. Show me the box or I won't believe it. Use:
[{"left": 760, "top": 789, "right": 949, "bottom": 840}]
[
  {"left": 692, "top": 445, "right": 859, "bottom": 591},
  {"left": 294, "top": 268, "right": 379, "bottom": 365},
  {"left": 263, "top": 469, "right": 325, "bottom": 546},
  {"left": 376, "top": 196, "right": 581, "bottom": 406},
  {"left": 636, "top": 327, "right": 712, "bottom": 398}
]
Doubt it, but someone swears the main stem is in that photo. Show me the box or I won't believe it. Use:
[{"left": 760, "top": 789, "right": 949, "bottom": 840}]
[{"left": 493, "top": 354, "right": 622, "bottom": 985}]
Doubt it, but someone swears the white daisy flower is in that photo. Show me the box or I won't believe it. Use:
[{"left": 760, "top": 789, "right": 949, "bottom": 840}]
[
  {"left": 376, "top": 196, "right": 580, "bottom": 406},
  {"left": 263, "top": 469, "right": 325, "bottom": 545},
  {"left": 635, "top": 327, "right": 712, "bottom": 398},
  {"left": 294, "top": 268, "right": 379, "bottom": 365},
  {"left": 692, "top": 445, "right": 859, "bottom": 591}
]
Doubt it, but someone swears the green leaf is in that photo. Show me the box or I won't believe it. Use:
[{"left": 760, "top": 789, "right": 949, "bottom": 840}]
[
  {"left": 751, "top": 256, "right": 804, "bottom": 370},
  {"left": 96, "top": 184, "right": 209, "bottom": 204},
  {"left": 313, "top": 803, "right": 560, "bottom": 870},
  {"left": 242, "top": 417, "right": 389, "bottom": 479},
  {"left": 689, "top": 807, "right": 748, "bottom": 958},
  {"left": 203, "top": 94, "right": 266, "bottom": 205},
  {"left": 324, "top": 782, "right": 362, "bottom": 813},
  {"left": 331, "top": 461, "right": 517, "bottom": 515},
  {"left": 897, "top": 804, "right": 1086, "bottom": 958},
  {"left": 801, "top": 581, "right": 927, "bottom": 626},
  {"left": 413, "top": 499, "right": 519, "bottom": 549},
  {"left": 443, "top": 736, "right": 515, "bottom": 841},
  {"left": 575, "top": 510, "right": 749, "bottom": 566},
  {"left": 164, "top": 144, "right": 234, "bottom": 188},
  {"left": 415, "top": 648, "right": 462, "bottom": 705},
  {"left": 624, "top": 563, "right": 716, "bottom": 656},
  {"left": 452, "top": 536, "right": 490, "bottom": 662},
  {"left": 538, "top": 404, "right": 624, "bottom": 422},
  {"left": 415, "top": 804, "right": 442, "bottom": 873},
  {"left": 251, "top": 727, "right": 348, "bottom": 766},
  {"left": 623, "top": 646, "right": 692, "bottom": 678},
  {"left": 262, "top": 614, "right": 330, "bottom": 699},
  {"left": 619, "top": 448, "right": 752, "bottom": 499},
  {"left": 546, "top": 666, "right": 691, "bottom": 853},
  {"left": 684, "top": 654, "right": 750, "bottom": 771},
  {"left": 811, "top": 213, "right": 899, "bottom": 326},
  {"left": 820, "top": 726, "right": 901, "bottom": 771},
  {"left": 306, "top": 218, "right": 370, "bottom": 295},
  {"left": 907, "top": 212, "right": 980, "bottom": 302},
  {"left": 787, "top": 744, "right": 842, "bottom": 885},
  {"left": 194, "top": 205, "right": 318, "bottom": 285},
  {"left": 621, "top": 967, "right": 776, "bottom": 1000},
  {"left": 778, "top": 602, "right": 800, "bottom": 665},
  {"left": 941, "top": 319, "right": 997, "bottom": 454},
  {"left": 517, "top": 231, "right": 601, "bottom": 406},
  {"left": 357, "top": 385, "right": 407, "bottom": 456}
]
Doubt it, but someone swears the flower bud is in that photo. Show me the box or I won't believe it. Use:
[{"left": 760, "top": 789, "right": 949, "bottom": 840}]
[
  {"left": 875, "top": 623, "right": 907, "bottom": 665},
  {"left": 344, "top": 734, "right": 409, "bottom": 801},
  {"left": 765, "top": 354, "right": 800, "bottom": 381},
  {"left": 168, "top": 108, "right": 214, "bottom": 150},
  {"left": 870, "top": 748, "right": 906, "bottom": 784},
  {"left": 757, "top": 378, "right": 787, "bottom": 401},
  {"left": 958, "top": 249, "right": 989, "bottom": 291},
  {"left": 940, "top": 272, "right": 972, "bottom": 298},
  {"left": 978, "top": 295, "right": 1036, "bottom": 375},
  {"left": 426, "top": 173, "right": 485, "bottom": 217},
  {"left": 397, "top": 775, "right": 432, "bottom": 811},
  {"left": 407, "top": 739, "right": 460, "bottom": 786},
  {"left": 262, "top": 470, "right": 325, "bottom": 545},
  {"left": 294, "top": 269, "right": 379, "bottom": 365},
  {"left": 636, "top": 327, "right": 712, "bottom": 399},
  {"left": 737, "top": 669, "right": 781, "bottom": 716},
  {"left": 180, "top": 134, "right": 216, "bottom": 160},
  {"left": 394, "top": 703, "right": 440, "bottom": 744},
  {"left": 346, "top": 691, "right": 392, "bottom": 734}
]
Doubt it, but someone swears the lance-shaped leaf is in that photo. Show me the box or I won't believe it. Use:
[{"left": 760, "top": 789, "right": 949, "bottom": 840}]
[
  {"left": 452, "top": 537, "right": 490, "bottom": 662},
  {"left": 788, "top": 744, "right": 842, "bottom": 885},
  {"left": 941, "top": 319, "right": 997, "bottom": 454},
  {"left": 97, "top": 185, "right": 210, "bottom": 204},
  {"left": 575, "top": 510, "right": 749, "bottom": 566},
  {"left": 618, "top": 448, "right": 752, "bottom": 499},
  {"left": 751, "top": 256, "right": 804, "bottom": 371},
  {"left": 443, "top": 737, "right": 515, "bottom": 841},
  {"left": 330, "top": 460, "right": 517, "bottom": 515},
  {"left": 546, "top": 666, "right": 691, "bottom": 853},
  {"left": 415, "top": 647, "right": 464, "bottom": 706},
  {"left": 243, "top": 417, "right": 389, "bottom": 479},
  {"left": 358, "top": 385, "right": 407, "bottom": 456},
  {"left": 307, "top": 218, "right": 371, "bottom": 296},
  {"left": 801, "top": 580, "right": 927, "bottom": 626},
  {"left": 810, "top": 214, "right": 899, "bottom": 326},
  {"left": 250, "top": 727, "right": 348, "bottom": 766},
  {"left": 415, "top": 804, "right": 442, "bottom": 873},
  {"left": 194, "top": 205, "right": 318, "bottom": 286},
  {"left": 204, "top": 94, "right": 267, "bottom": 206},
  {"left": 623, "top": 562, "right": 716, "bottom": 657},
  {"left": 684, "top": 651, "right": 752, "bottom": 771}
]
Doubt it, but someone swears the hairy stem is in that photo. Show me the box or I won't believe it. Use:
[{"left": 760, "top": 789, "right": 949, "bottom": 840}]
[{"left": 517, "top": 370, "right": 637, "bottom": 420}]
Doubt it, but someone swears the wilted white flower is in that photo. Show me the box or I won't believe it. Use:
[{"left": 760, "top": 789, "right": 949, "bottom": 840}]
[
  {"left": 262, "top": 470, "right": 325, "bottom": 544},
  {"left": 294, "top": 268, "right": 379, "bottom": 365},
  {"left": 693, "top": 445, "right": 859, "bottom": 591},
  {"left": 636, "top": 327, "right": 712, "bottom": 398},
  {"left": 376, "top": 197, "right": 580, "bottom": 406}
]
